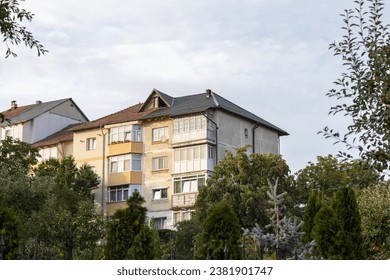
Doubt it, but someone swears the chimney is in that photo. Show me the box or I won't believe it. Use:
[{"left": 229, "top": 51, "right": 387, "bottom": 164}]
[
  {"left": 11, "top": 100, "right": 17, "bottom": 109},
  {"left": 36, "top": 100, "right": 42, "bottom": 104},
  {"left": 205, "top": 89, "right": 212, "bottom": 98}
]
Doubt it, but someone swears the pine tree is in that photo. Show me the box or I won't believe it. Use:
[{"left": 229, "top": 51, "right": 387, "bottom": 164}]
[
  {"left": 331, "top": 188, "right": 366, "bottom": 259},
  {"left": 197, "top": 198, "right": 241, "bottom": 260},
  {"left": 105, "top": 192, "right": 158, "bottom": 260}
]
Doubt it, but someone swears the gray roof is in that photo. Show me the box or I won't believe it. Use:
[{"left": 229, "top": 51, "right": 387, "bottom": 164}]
[
  {"left": 1, "top": 98, "right": 88, "bottom": 126},
  {"left": 142, "top": 90, "right": 288, "bottom": 136}
]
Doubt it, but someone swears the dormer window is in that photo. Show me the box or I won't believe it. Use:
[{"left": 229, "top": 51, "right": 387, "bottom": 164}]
[{"left": 153, "top": 96, "right": 167, "bottom": 108}]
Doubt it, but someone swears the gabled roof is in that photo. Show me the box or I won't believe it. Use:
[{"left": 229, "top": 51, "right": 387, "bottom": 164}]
[
  {"left": 71, "top": 103, "right": 150, "bottom": 132},
  {"left": 141, "top": 89, "right": 288, "bottom": 136},
  {"left": 0, "top": 98, "right": 89, "bottom": 126},
  {"left": 32, "top": 124, "right": 78, "bottom": 148}
]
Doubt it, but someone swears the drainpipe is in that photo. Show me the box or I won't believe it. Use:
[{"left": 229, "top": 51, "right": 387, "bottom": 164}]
[
  {"left": 202, "top": 111, "right": 218, "bottom": 164},
  {"left": 252, "top": 122, "right": 260, "bottom": 154},
  {"left": 100, "top": 126, "right": 108, "bottom": 217}
]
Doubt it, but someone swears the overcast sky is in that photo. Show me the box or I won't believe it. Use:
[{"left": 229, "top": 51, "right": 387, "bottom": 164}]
[{"left": 1, "top": 0, "right": 387, "bottom": 173}]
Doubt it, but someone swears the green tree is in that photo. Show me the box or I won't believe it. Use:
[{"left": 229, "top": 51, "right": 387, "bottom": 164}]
[
  {"left": 312, "top": 188, "right": 366, "bottom": 259},
  {"left": 0, "top": 0, "right": 47, "bottom": 57},
  {"left": 0, "top": 137, "right": 39, "bottom": 174},
  {"left": 356, "top": 182, "right": 390, "bottom": 259},
  {"left": 312, "top": 204, "right": 340, "bottom": 259},
  {"left": 294, "top": 155, "right": 381, "bottom": 207},
  {"left": 302, "top": 190, "right": 323, "bottom": 244},
  {"left": 197, "top": 198, "right": 241, "bottom": 260},
  {"left": 33, "top": 157, "right": 103, "bottom": 260},
  {"left": 105, "top": 192, "right": 158, "bottom": 260},
  {"left": 174, "top": 219, "right": 201, "bottom": 260},
  {"left": 196, "top": 147, "right": 291, "bottom": 229},
  {"left": 0, "top": 200, "right": 21, "bottom": 260},
  {"left": 320, "top": 0, "right": 390, "bottom": 172}
]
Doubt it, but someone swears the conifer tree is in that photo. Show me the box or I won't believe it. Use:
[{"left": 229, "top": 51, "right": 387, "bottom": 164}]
[
  {"left": 105, "top": 192, "right": 158, "bottom": 260},
  {"left": 197, "top": 198, "right": 241, "bottom": 260}
]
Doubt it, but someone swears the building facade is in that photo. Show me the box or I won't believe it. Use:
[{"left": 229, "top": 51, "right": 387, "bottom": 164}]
[{"left": 29, "top": 89, "right": 288, "bottom": 229}]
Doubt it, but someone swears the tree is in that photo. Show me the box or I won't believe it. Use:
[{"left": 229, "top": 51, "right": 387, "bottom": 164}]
[
  {"left": 32, "top": 157, "right": 103, "bottom": 260},
  {"left": 0, "top": 0, "right": 47, "bottom": 57},
  {"left": 0, "top": 137, "right": 40, "bottom": 175},
  {"left": 356, "top": 182, "right": 390, "bottom": 259},
  {"left": 294, "top": 155, "right": 381, "bottom": 208},
  {"left": 244, "top": 180, "right": 315, "bottom": 260},
  {"left": 302, "top": 190, "right": 323, "bottom": 244},
  {"left": 320, "top": 0, "right": 390, "bottom": 172},
  {"left": 105, "top": 192, "right": 158, "bottom": 260},
  {"left": 197, "top": 198, "right": 241, "bottom": 260},
  {"left": 0, "top": 200, "right": 21, "bottom": 260},
  {"left": 312, "top": 187, "right": 366, "bottom": 259},
  {"left": 173, "top": 219, "right": 201, "bottom": 260},
  {"left": 312, "top": 204, "right": 340, "bottom": 259},
  {"left": 195, "top": 147, "right": 291, "bottom": 229}
]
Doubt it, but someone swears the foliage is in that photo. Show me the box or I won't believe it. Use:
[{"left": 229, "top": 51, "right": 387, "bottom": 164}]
[
  {"left": 302, "top": 190, "right": 323, "bottom": 244},
  {"left": 174, "top": 219, "right": 201, "bottom": 260},
  {"left": 0, "top": 0, "right": 47, "bottom": 57},
  {"left": 320, "top": 0, "right": 390, "bottom": 173},
  {"left": 197, "top": 199, "right": 241, "bottom": 260},
  {"left": 312, "top": 187, "right": 366, "bottom": 259},
  {"left": 196, "top": 147, "right": 292, "bottom": 229},
  {"left": 0, "top": 137, "right": 39, "bottom": 174},
  {"left": 105, "top": 192, "right": 158, "bottom": 260},
  {"left": 0, "top": 200, "right": 21, "bottom": 259},
  {"left": 25, "top": 157, "right": 103, "bottom": 260},
  {"left": 294, "top": 155, "right": 381, "bottom": 209},
  {"left": 356, "top": 182, "right": 390, "bottom": 259},
  {"left": 312, "top": 204, "right": 340, "bottom": 259},
  {"left": 244, "top": 180, "right": 315, "bottom": 260}
]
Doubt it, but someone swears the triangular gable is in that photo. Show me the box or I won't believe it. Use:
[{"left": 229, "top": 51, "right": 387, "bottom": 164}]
[{"left": 139, "top": 89, "right": 173, "bottom": 112}]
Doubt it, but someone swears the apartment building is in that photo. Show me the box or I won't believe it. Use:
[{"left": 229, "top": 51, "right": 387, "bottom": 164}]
[{"left": 30, "top": 89, "right": 288, "bottom": 229}]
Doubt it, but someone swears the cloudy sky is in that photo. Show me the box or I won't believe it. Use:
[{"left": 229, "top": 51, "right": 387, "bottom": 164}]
[{"left": 1, "top": 0, "right": 387, "bottom": 173}]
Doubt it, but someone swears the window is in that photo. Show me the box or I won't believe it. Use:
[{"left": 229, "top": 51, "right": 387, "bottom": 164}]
[
  {"left": 4, "top": 129, "right": 12, "bottom": 138},
  {"left": 208, "top": 146, "right": 215, "bottom": 160},
  {"left": 244, "top": 128, "right": 249, "bottom": 138},
  {"left": 173, "top": 211, "right": 193, "bottom": 224},
  {"left": 173, "top": 175, "right": 206, "bottom": 194},
  {"left": 152, "top": 156, "right": 168, "bottom": 171},
  {"left": 173, "top": 115, "right": 206, "bottom": 134},
  {"left": 38, "top": 147, "right": 58, "bottom": 161},
  {"left": 153, "top": 217, "right": 167, "bottom": 229},
  {"left": 86, "top": 137, "right": 96, "bottom": 150},
  {"left": 152, "top": 127, "right": 168, "bottom": 142},
  {"left": 109, "top": 154, "right": 142, "bottom": 173},
  {"left": 173, "top": 145, "right": 207, "bottom": 173},
  {"left": 152, "top": 188, "right": 168, "bottom": 200},
  {"left": 109, "top": 125, "right": 141, "bottom": 143},
  {"left": 109, "top": 184, "right": 140, "bottom": 202}
]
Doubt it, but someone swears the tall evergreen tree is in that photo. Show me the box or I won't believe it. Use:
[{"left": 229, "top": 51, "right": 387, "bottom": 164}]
[
  {"left": 197, "top": 198, "right": 241, "bottom": 260},
  {"left": 331, "top": 188, "right": 366, "bottom": 259},
  {"left": 105, "top": 192, "right": 158, "bottom": 260}
]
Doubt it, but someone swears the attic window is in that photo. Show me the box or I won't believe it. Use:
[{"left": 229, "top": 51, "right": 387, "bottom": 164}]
[{"left": 153, "top": 97, "right": 167, "bottom": 108}]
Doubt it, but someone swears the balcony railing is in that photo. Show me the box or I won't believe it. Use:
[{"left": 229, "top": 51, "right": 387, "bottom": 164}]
[{"left": 171, "top": 192, "right": 198, "bottom": 209}]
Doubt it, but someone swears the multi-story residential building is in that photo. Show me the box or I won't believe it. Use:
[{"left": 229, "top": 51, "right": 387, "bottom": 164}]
[
  {"left": 0, "top": 98, "right": 88, "bottom": 144},
  {"left": 30, "top": 89, "right": 288, "bottom": 229},
  {"left": 138, "top": 89, "right": 288, "bottom": 229}
]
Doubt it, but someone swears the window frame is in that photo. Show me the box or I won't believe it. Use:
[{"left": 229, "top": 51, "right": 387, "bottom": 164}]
[
  {"left": 173, "top": 174, "right": 206, "bottom": 194},
  {"left": 152, "top": 188, "right": 168, "bottom": 200},
  {"left": 108, "top": 154, "right": 142, "bottom": 173},
  {"left": 109, "top": 125, "right": 142, "bottom": 144},
  {"left": 86, "top": 137, "right": 97, "bottom": 150},
  {"left": 152, "top": 126, "right": 169, "bottom": 142},
  {"left": 108, "top": 184, "right": 140, "bottom": 202},
  {"left": 152, "top": 156, "right": 168, "bottom": 171}
]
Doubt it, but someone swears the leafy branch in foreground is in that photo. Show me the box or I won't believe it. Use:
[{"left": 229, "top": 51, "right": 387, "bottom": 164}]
[
  {"left": 0, "top": 0, "right": 48, "bottom": 57},
  {"left": 320, "top": 0, "right": 390, "bottom": 173}
]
